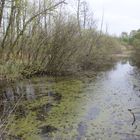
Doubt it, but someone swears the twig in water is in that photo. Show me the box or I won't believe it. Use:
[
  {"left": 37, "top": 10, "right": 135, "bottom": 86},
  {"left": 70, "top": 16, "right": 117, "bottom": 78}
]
[
  {"left": 0, "top": 94, "right": 24, "bottom": 137},
  {"left": 128, "top": 109, "right": 136, "bottom": 126}
]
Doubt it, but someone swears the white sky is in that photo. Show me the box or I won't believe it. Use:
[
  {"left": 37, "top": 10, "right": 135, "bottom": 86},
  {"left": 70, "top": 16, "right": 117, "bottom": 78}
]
[{"left": 86, "top": 0, "right": 140, "bottom": 36}]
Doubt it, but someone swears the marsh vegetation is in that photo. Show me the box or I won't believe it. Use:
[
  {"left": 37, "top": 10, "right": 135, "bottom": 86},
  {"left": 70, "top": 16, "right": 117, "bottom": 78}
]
[
  {"left": 0, "top": 61, "right": 140, "bottom": 140},
  {"left": 0, "top": 0, "right": 140, "bottom": 140},
  {"left": 0, "top": 0, "right": 122, "bottom": 81}
]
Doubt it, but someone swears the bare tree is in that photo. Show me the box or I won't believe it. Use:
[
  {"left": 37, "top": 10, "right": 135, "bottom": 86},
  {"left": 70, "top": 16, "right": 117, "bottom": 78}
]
[
  {"left": 81, "top": 1, "right": 88, "bottom": 29},
  {"left": 77, "top": 0, "right": 81, "bottom": 31}
]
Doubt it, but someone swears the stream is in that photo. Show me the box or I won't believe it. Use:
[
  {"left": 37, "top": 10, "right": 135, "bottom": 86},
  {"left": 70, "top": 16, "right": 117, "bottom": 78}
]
[{"left": 0, "top": 60, "right": 140, "bottom": 140}]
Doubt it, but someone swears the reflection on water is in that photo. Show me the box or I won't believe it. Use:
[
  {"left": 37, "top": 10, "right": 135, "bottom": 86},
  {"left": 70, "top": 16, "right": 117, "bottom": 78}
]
[
  {"left": 25, "top": 84, "right": 36, "bottom": 100},
  {"left": 0, "top": 61, "right": 140, "bottom": 140}
]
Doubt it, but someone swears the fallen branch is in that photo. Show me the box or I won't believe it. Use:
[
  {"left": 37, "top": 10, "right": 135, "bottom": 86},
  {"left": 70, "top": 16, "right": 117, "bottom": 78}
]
[
  {"left": 128, "top": 109, "right": 136, "bottom": 126},
  {"left": 0, "top": 93, "right": 24, "bottom": 137}
]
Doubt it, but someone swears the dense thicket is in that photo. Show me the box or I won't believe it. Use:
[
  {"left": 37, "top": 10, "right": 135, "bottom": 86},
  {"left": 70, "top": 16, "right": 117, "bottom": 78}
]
[{"left": 0, "top": 0, "right": 121, "bottom": 80}]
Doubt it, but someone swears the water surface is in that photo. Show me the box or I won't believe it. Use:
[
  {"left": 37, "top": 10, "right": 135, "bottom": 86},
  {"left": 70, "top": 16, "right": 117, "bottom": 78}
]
[{"left": 0, "top": 61, "right": 140, "bottom": 140}]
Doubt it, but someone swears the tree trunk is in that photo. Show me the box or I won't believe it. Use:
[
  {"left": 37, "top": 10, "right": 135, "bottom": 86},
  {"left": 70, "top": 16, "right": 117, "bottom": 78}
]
[{"left": 0, "top": 0, "right": 5, "bottom": 28}]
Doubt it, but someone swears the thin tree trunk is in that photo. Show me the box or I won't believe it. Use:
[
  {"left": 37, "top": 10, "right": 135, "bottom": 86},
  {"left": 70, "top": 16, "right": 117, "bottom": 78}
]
[
  {"left": 1, "top": 0, "right": 15, "bottom": 49},
  {"left": 0, "top": 0, "right": 5, "bottom": 28},
  {"left": 77, "top": 0, "right": 81, "bottom": 32},
  {"left": 5, "top": 0, "right": 66, "bottom": 60}
]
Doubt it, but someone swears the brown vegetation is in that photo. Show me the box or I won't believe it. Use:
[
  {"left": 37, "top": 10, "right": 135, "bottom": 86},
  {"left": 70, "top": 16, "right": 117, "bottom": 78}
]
[{"left": 0, "top": 0, "right": 122, "bottom": 81}]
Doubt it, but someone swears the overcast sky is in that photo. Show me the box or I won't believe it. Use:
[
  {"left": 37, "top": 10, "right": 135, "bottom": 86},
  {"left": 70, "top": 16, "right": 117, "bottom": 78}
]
[{"left": 86, "top": 0, "right": 140, "bottom": 36}]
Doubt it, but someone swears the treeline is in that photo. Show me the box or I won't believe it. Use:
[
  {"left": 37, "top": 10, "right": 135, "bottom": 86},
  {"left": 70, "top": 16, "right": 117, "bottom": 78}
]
[
  {"left": 121, "top": 29, "right": 140, "bottom": 66},
  {"left": 0, "top": 0, "right": 121, "bottom": 80},
  {"left": 130, "top": 29, "right": 140, "bottom": 66}
]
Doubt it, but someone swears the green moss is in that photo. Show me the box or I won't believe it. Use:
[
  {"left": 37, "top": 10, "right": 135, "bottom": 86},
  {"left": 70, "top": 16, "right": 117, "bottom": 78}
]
[
  {"left": 8, "top": 112, "right": 40, "bottom": 139},
  {"left": 26, "top": 96, "right": 51, "bottom": 109},
  {"left": 40, "top": 79, "right": 86, "bottom": 137},
  {"left": 5, "top": 77, "right": 86, "bottom": 139}
]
